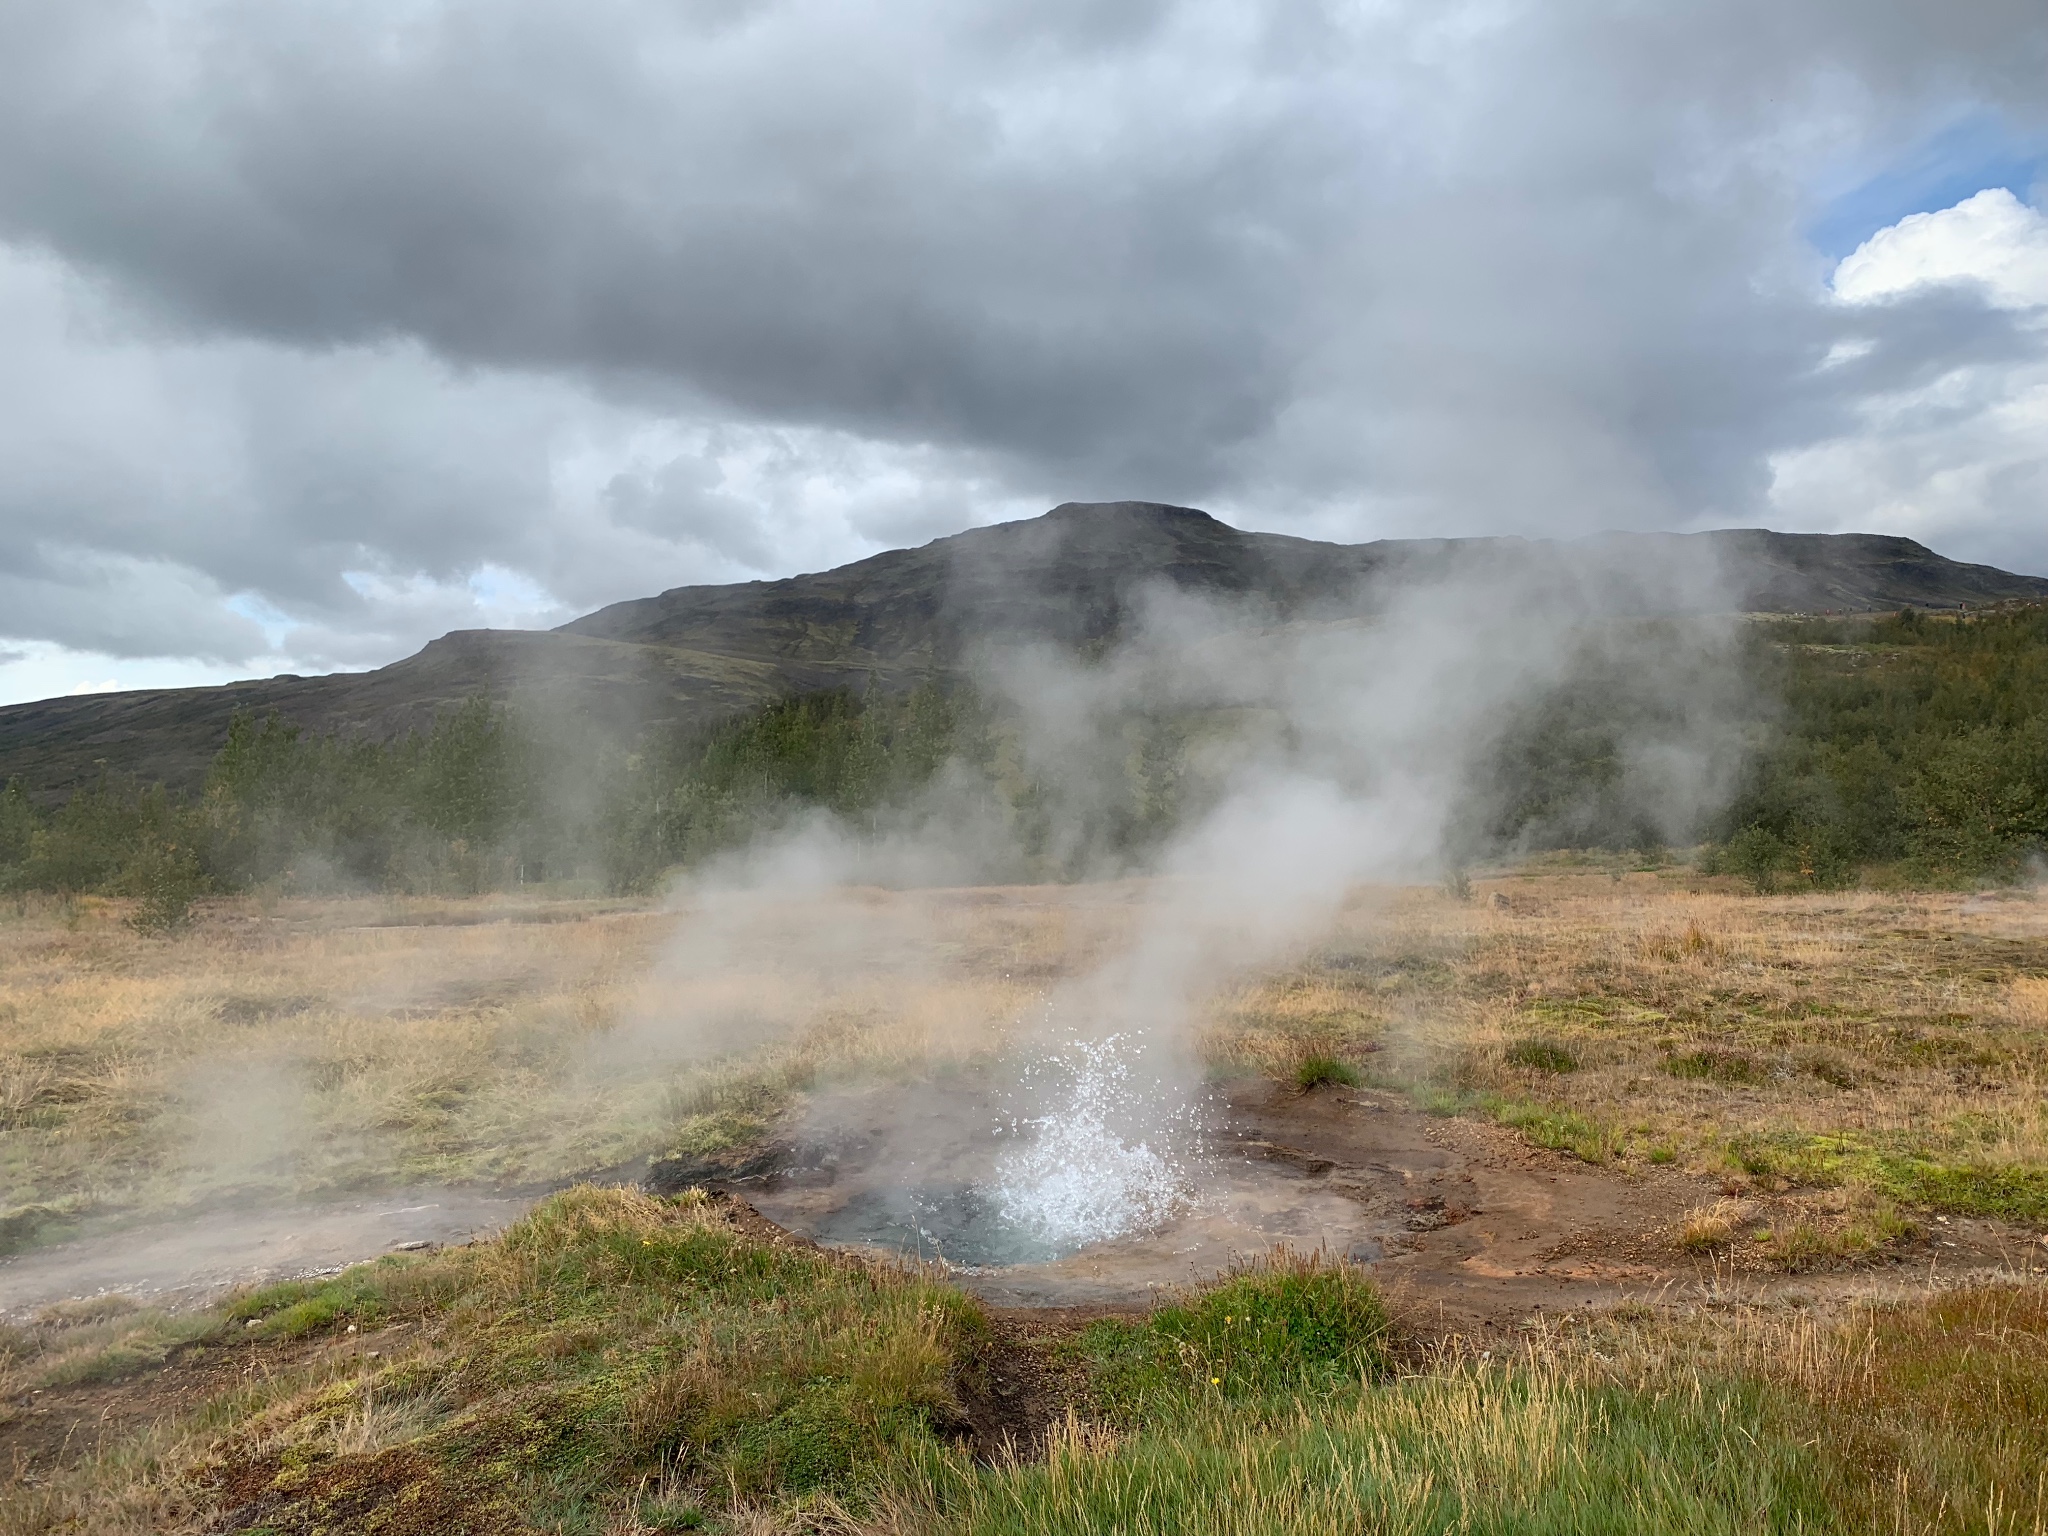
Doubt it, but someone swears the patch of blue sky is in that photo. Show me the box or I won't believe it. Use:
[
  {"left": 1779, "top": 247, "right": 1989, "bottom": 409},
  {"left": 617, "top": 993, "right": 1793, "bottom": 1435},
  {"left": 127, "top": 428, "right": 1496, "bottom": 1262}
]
[
  {"left": 0, "top": 643, "right": 253, "bottom": 708},
  {"left": 225, "top": 591, "right": 297, "bottom": 650},
  {"left": 466, "top": 564, "right": 561, "bottom": 625},
  {"left": 1808, "top": 111, "right": 2046, "bottom": 262}
]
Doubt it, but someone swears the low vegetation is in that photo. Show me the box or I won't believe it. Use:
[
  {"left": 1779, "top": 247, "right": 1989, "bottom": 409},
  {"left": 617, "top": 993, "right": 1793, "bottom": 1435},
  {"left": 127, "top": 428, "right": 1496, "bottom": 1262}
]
[
  {"left": 7, "top": 601, "right": 2048, "bottom": 904},
  {"left": 1716, "top": 604, "right": 2048, "bottom": 888},
  {"left": 1, "top": 872, "right": 2045, "bottom": 1528},
  {"left": 10, "top": 865, "right": 2047, "bottom": 1256},
  {"left": 5, "top": 1186, "right": 984, "bottom": 1532},
  {"left": 6, "top": 1185, "right": 2046, "bottom": 1534},
  {"left": 0, "top": 885, "right": 1051, "bottom": 1249},
  {"left": 1291, "top": 1053, "right": 1363, "bottom": 1091},
  {"left": 1209, "top": 866, "right": 2048, "bottom": 1234}
]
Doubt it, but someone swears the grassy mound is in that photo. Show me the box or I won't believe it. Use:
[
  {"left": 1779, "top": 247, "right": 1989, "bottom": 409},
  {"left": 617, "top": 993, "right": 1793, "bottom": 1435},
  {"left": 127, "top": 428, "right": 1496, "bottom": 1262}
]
[
  {"left": 181, "top": 1187, "right": 979, "bottom": 1532},
  {"left": 1292, "top": 1054, "right": 1364, "bottom": 1091},
  {"left": 1077, "top": 1254, "right": 1393, "bottom": 1415},
  {"left": 9, "top": 1187, "right": 2048, "bottom": 1535}
]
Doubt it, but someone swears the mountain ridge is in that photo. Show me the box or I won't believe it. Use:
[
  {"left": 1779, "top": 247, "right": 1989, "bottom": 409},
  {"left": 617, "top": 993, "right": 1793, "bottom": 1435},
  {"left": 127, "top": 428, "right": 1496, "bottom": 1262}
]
[{"left": 5, "top": 502, "right": 2044, "bottom": 798}]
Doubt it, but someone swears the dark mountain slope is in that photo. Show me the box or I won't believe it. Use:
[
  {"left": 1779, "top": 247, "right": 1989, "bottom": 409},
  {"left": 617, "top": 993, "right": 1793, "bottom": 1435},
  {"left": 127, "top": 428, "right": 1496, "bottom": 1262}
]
[
  {"left": 0, "top": 632, "right": 789, "bottom": 802},
  {"left": 561, "top": 501, "right": 1468, "bottom": 658},
  {"left": 4, "top": 503, "right": 2044, "bottom": 798},
  {"left": 1589, "top": 528, "right": 2048, "bottom": 614}
]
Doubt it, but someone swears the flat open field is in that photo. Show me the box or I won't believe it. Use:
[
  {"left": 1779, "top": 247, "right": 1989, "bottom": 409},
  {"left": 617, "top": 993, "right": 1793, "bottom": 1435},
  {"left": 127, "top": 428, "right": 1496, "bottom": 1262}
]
[
  {"left": 4, "top": 863, "right": 2048, "bottom": 1531},
  {"left": 7, "top": 862, "right": 2046, "bottom": 1274}
]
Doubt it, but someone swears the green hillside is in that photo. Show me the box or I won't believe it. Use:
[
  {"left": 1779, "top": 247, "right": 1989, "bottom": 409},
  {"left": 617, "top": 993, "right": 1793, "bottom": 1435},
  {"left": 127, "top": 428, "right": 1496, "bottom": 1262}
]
[{"left": 7, "top": 600, "right": 2048, "bottom": 911}]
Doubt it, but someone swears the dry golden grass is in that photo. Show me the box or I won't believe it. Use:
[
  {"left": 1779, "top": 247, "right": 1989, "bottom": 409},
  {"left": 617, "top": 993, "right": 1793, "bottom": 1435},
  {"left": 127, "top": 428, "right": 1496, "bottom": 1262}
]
[
  {"left": 1677, "top": 1199, "right": 1743, "bottom": 1251},
  {"left": 0, "top": 886, "right": 1086, "bottom": 1246},
  {"left": 1200, "top": 860, "right": 2048, "bottom": 1218},
  {"left": 10, "top": 860, "right": 2048, "bottom": 1255}
]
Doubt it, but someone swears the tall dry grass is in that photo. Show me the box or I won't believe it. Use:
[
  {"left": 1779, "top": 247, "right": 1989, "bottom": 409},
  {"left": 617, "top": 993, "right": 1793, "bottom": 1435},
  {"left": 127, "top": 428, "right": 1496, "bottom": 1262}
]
[
  {"left": 1200, "top": 864, "right": 2048, "bottom": 1216},
  {"left": 0, "top": 888, "right": 1085, "bottom": 1241},
  {"left": 10, "top": 864, "right": 2048, "bottom": 1247}
]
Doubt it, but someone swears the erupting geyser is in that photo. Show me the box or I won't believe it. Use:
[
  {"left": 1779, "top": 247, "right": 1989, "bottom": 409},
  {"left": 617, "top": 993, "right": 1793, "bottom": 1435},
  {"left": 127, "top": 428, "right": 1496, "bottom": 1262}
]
[
  {"left": 801, "top": 1032, "right": 1204, "bottom": 1268},
  {"left": 992, "top": 1033, "right": 1198, "bottom": 1254}
]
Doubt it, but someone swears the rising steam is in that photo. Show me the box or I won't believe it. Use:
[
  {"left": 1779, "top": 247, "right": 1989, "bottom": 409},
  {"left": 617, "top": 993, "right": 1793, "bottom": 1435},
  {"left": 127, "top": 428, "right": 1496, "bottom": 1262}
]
[{"left": 644, "top": 532, "right": 1749, "bottom": 1255}]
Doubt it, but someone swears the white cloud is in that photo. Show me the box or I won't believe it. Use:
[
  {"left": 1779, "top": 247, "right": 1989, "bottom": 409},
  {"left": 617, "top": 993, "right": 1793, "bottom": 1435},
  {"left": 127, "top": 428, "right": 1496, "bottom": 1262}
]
[
  {"left": 0, "top": 242, "right": 1031, "bottom": 682},
  {"left": 0, "top": 643, "right": 254, "bottom": 709},
  {"left": 2, "top": 0, "right": 2048, "bottom": 704},
  {"left": 1831, "top": 188, "right": 2048, "bottom": 310},
  {"left": 1766, "top": 189, "right": 2048, "bottom": 572}
]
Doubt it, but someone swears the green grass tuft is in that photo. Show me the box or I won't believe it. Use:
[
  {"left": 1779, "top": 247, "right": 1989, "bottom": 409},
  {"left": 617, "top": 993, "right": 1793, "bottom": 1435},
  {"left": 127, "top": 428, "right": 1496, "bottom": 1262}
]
[
  {"left": 1666, "top": 1047, "right": 1768, "bottom": 1085},
  {"left": 1504, "top": 1037, "right": 1579, "bottom": 1074},
  {"left": 1293, "top": 1054, "right": 1363, "bottom": 1090},
  {"left": 902, "top": 1368, "right": 1843, "bottom": 1536},
  {"left": 1486, "top": 1098, "right": 1623, "bottom": 1164},
  {"left": 1075, "top": 1254, "right": 1392, "bottom": 1418}
]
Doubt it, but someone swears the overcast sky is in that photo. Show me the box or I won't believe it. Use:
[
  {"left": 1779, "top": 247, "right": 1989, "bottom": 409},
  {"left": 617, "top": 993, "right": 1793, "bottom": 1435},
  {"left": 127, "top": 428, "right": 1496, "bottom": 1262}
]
[{"left": 2, "top": 0, "right": 2045, "bottom": 704}]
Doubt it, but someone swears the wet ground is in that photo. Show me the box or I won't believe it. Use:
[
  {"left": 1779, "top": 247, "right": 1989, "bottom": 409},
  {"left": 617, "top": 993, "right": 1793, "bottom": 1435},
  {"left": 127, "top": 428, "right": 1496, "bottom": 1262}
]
[
  {"left": 751, "top": 1077, "right": 2040, "bottom": 1329},
  {"left": 3, "top": 1079, "right": 2035, "bottom": 1329},
  {"left": 0, "top": 1188, "right": 538, "bottom": 1320}
]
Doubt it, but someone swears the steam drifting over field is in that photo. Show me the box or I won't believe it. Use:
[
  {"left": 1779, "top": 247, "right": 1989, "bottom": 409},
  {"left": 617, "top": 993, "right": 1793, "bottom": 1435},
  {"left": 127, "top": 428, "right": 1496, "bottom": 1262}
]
[{"left": 634, "top": 536, "right": 1753, "bottom": 1254}]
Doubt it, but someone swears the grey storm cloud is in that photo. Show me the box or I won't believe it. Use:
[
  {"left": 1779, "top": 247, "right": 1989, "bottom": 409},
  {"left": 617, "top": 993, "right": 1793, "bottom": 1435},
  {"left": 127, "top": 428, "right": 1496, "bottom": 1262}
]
[{"left": 0, "top": 0, "right": 2045, "bottom": 675}]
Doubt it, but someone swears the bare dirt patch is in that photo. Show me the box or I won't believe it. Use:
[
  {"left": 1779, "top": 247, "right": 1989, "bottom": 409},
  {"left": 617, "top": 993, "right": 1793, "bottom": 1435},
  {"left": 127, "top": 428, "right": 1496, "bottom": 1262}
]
[
  {"left": 747, "top": 1067, "right": 2041, "bottom": 1334},
  {"left": 1, "top": 1323, "right": 401, "bottom": 1487},
  {"left": 0, "top": 1187, "right": 542, "bottom": 1321}
]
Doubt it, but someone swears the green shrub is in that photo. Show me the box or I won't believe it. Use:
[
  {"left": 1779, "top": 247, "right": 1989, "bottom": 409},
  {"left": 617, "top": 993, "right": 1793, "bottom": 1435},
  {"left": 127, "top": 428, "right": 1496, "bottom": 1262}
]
[
  {"left": 1714, "top": 605, "right": 2048, "bottom": 886},
  {"left": 1667, "top": 1048, "right": 1767, "bottom": 1085},
  {"left": 123, "top": 833, "right": 207, "bottom": 933},
  {"left": 1504, "top": 1038, "right": 1579, "bottom": 1074},
  {"left": 1294, "top": 1054, "right": 1362, "bottom": 1090},
  {"left": 1721, "top": 824, "right": 1789, "bottom": 892}
]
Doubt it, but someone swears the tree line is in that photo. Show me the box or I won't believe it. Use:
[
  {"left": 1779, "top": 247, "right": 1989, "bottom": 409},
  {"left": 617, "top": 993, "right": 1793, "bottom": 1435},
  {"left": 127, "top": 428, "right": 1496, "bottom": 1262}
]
[
  {"left": 1710, "top": 604, "right": 2048, "bottom": 889},
  {"left": 4, "top": 603, "right": 2045, "bottom": 921},
  {"left": 0, "top": 681, "right": 1191, "bottom": 922}
]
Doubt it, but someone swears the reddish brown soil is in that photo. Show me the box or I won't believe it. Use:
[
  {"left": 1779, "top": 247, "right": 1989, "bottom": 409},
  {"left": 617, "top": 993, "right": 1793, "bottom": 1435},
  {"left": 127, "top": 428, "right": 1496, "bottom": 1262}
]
[
  {"left": 1224, "top": 1081, "right": 2034, "bottom": 1336},
  {"left": 0, "top": 1328, "right": 388, "bottom": 1491}
]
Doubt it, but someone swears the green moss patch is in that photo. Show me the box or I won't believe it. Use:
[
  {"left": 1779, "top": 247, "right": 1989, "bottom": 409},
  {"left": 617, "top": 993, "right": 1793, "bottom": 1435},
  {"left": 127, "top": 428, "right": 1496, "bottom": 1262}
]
[{"left": 1730, "top": 1132, "right": 2048, "bottom": 1225}]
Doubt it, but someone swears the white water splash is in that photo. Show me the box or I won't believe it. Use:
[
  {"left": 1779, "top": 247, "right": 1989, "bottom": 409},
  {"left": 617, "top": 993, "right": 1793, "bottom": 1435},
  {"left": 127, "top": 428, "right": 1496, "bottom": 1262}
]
[{"left": 992, "top": 1033, "right": 1196, "bottom": 1252}]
